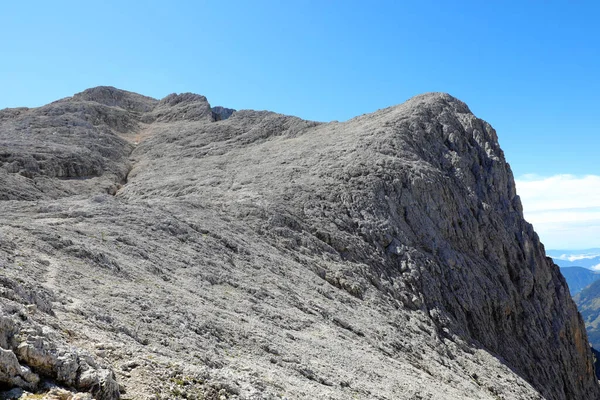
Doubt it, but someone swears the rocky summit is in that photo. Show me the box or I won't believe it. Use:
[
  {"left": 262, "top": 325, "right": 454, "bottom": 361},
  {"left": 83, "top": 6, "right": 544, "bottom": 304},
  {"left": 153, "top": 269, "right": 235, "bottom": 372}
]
[{"left": 0, "top": 87, "right": 597, "bottom": 400}]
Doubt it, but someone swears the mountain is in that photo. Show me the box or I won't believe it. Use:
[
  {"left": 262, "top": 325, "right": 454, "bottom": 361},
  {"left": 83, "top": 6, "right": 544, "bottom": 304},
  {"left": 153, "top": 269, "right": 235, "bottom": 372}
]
[
  {"left": 560, "top": 266, "right": 600, "bottom": 294},
  {"left": 575, "top": 283, "right": 600, "bottom": 352},
  {"left": 548, "top": 249, "right": 600, "bottom": 269},
  {"left": 555, "top": 257, "right": 600, "bottom": 269},
  {"left": 0, "top": 87, "right": 598, "bottom": 399},
  {"left": 575, "top": 280, "right": 600, "bottom": 350}
]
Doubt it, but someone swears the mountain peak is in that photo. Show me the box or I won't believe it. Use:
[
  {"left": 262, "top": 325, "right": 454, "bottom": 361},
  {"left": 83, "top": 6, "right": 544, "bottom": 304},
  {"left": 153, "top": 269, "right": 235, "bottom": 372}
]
[
  {"left": 72, "top": 86, "right": 158, "bottom": 112},
  {"left": 401, "top": 92, "right": 473, "bottom": 115},
  {"left": 0, "top": 88, "right": 597, "bottom": 399},
  {"left": 158, "top": 92, "right": 208, "bottom": 106}
]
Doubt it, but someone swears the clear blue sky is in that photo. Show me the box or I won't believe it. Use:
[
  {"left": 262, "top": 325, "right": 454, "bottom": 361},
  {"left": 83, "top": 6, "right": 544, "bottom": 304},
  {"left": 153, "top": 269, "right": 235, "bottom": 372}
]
[{"left": 1, "top": 1, "right": 598, "bottom": 177}]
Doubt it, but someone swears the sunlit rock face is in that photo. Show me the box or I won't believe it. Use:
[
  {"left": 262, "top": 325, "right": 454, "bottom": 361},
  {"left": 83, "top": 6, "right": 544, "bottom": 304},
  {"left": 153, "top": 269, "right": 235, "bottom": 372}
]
[{"left": 0, "top": 87, "right": 597, "bottom": 399}]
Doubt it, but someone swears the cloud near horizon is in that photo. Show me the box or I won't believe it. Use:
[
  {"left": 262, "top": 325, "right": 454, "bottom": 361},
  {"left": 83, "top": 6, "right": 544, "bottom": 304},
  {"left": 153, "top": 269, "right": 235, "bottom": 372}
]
[
  {"left": 515, "top": 174, "right": 600, "bottom": 249},
  {"left": 555, "top": 253, "right": 600, "bottom": 262}
]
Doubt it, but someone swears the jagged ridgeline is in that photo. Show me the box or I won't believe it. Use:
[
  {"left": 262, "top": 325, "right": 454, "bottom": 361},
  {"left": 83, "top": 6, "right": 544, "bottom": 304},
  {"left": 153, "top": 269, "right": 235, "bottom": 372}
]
[{"left": 0, "top": 87, "right": 597, "bottom": 399}]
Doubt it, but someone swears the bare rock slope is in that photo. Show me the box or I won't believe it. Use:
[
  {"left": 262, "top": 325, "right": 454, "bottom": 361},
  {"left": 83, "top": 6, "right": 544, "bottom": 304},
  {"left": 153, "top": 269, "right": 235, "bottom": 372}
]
[{"left": 0, "top": 87, "right": 598, "bottom": 399}]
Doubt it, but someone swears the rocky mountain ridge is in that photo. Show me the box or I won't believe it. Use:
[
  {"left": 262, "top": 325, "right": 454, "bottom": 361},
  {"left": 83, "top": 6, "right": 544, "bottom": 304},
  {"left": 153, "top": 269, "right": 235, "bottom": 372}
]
[{"left": 0, "top": 87, "right": 598, "bottom": 399}]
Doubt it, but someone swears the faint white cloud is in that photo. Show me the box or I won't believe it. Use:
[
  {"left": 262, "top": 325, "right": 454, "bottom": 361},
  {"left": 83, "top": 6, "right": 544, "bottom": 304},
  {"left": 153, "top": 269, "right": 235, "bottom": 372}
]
[
  {"left": 555, "top": 252, "right": 600, "bottom": 262},
  {"left": 515, "top": 174, "right": 600, "bottom": 249}
]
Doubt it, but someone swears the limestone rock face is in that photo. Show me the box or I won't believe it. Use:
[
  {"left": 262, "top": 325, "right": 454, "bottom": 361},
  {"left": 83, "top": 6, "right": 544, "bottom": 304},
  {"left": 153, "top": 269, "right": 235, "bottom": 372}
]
[
  {"left": 211, "top": 106, "right": 235, "bottom": 121},
  {"left": 0, "top": 291, "right": 118, "bottom": 399},
  {"left": 71, "top": 86, "right": 158, "bottom": 113},
  {"left": 143, "top": 93, "right": 214, "bottom": 123},
  {"left": 0, "top": 88, "right": 597, "bottom": 399}
]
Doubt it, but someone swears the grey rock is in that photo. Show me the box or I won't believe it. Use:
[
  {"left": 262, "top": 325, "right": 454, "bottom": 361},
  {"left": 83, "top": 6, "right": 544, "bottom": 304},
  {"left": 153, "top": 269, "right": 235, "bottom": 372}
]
[
  {"left": 0, "top": 88, "right": 597, "bottom": 399},
  {"left": 211, "top": 106, "right": 236, "bottom": 121},
  {"left": 0, "top": 387, "right": 24, "bottom": 400},
  {"left": 0, "top": 285, "right": 119, "bottom": 398},
  {"left": 71, "top": 86, "right": 159, "bottom": 113},
  {"left": 143, "top": 93, "right": 214, "bottom": 123},
  {"left": 0, "top": 347, "right": 38, "bottom": 390}
]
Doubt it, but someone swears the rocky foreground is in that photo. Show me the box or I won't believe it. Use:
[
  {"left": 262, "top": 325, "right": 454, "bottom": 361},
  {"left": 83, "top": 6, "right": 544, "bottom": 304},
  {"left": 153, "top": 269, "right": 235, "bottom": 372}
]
[{"left": 0, "top": 87, "right": 597, "bottom": 399}]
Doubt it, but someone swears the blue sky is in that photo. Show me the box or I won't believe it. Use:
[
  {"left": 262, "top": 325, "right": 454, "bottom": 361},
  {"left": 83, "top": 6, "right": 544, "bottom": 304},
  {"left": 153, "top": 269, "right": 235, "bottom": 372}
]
[{"left": 1, "top": 1, "right": 599, "bottom": 248}]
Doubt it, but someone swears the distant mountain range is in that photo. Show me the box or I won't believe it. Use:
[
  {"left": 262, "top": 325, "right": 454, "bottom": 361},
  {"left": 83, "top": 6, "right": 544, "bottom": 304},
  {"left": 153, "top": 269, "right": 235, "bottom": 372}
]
[
  {"left": 574, "top": 281, "right": 600, "bottom": 350},
  {"left": 547, "top": 249, "right": 600, "bottom": 269},
  {"left": 559, "top": 267, "right": 600, "bottom": 295},
  {"left": 548, "top": 249, "right": 600, "bottom": 352}
]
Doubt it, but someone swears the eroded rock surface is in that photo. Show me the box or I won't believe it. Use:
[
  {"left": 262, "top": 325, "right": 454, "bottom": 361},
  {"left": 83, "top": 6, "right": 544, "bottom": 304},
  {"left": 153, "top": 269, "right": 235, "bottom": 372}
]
[{"left": 0, "top": 87, "right": 597, "bottom": 399}]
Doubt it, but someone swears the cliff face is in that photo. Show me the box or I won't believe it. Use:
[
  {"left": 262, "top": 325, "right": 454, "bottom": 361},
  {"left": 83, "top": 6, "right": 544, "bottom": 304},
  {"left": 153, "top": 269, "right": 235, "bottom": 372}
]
[{"left": 0, "top": 87, "right": 597, "bottom": 399}]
